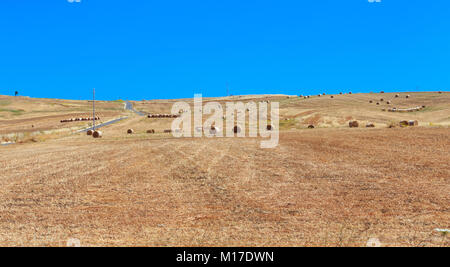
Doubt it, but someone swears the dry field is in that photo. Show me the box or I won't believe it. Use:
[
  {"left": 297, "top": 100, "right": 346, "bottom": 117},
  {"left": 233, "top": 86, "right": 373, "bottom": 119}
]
[
  {"left": 0, "top": 92, "right": 449, "bottom": 247},
  {"left": 0, "top": 95, "right": 124, "bottom": 139}
]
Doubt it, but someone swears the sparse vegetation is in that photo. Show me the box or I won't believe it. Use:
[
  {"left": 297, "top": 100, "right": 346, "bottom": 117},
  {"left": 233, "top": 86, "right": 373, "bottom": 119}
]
[
  {"left": 0, "top": 108, "right": 25, "bottom": 115},
  {"left": 0, "top": 92, "right": 449, "bottom": 247}
]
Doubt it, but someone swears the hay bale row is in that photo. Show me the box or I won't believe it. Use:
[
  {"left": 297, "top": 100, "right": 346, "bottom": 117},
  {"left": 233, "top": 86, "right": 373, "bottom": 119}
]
[
  {"left": 371, "top": 99, "right": 392, "bottom": 104},
  {"left": 366, "top": 123, "right": 375, "bottom": 128},
  {"left": 387, "top": 106, "right": 425, "bottom": 113},
  {"left": 147, "top": 129, "right": 155, "bottom": 134},
  {"left": 399, "top": 120, "right": 419, "bottom": 127},
  {"left": 61, "top": 117, "right": 100, "bottom": 123},
  {"left": 349, "top": 121, "right": 359, "bottom": 128},
  {"left": 164, "top": 129, "right": 172, "bottom": 133},
  {"left": 147, "top": 114, "right": 180, "bottom": 118}
]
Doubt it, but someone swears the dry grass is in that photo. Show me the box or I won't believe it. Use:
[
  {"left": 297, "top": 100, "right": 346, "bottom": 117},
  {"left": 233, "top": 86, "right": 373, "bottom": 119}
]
[
  {"left": 0, "top": 95, "right": 125, "bottom": 136},
  {"left": 0, "top": 127, "right": 448, "bottom": 247},
  {"left": 0, "top": 92, "right": 449, "bottom": 247}
]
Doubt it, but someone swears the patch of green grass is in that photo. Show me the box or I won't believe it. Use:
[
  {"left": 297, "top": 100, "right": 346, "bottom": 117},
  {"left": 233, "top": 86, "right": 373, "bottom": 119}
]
[
  {"left": 0, "top": 100, "right": 12, "bottom": 106},
  {"left": 416, "top": 106, "right": 443, "bottom": 113},
  {"left": 279, "top": 119, "right": 298, "bottom": 130},
  {"left": 0, "top": 108, "right": 25, "bottom": 115}
]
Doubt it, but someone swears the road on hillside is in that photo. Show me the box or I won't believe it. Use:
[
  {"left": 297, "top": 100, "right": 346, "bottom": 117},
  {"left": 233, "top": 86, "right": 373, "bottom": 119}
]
[
  {"left": 125, "top": 101, "right": 146, "bottom": 116},
  {"left": 79, "top": 101, "right": 145, "bottom": 133},
  {"left": 79, "top": 117, "right": 128, "bottom": 133}
]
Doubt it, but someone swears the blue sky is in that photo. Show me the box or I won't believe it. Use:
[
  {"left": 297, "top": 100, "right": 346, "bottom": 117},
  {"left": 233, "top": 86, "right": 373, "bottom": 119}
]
[{"left": 0, "top": 0, "right": 449, "bottom": 100}]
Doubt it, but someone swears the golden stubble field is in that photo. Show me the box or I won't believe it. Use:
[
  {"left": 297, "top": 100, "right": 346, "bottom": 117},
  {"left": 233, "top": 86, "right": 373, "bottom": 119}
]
[{"left": 0, "top": 92, "right": 449, "bottom": 247}]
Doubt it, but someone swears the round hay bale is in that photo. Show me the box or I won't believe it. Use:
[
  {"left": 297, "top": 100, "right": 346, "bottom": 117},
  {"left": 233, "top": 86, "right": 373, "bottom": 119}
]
[
  {"left": 399, "top": 121, "right": 409, "bottom": 127},
  {"left": 406, "top": 95, "right": 410, "bottom": 99},
  {"left": 308, "top": 125, "right": 315, "bottom": 129},
  {"left": 339, "top": 92, "right": 343, "bottom": 95},
  {"left": 366, "top": 123, "right": 375, "bottom": 128},
  {"left": 409, "top": 120, "right": 419, "bottom": 126},
  {"left": 380, "top": 98, "right": 384, "bottom": 102},
  {"left": 380, "top": 91, "right": 385, "bottom": 94},
  {"left": 233, "top": 125, "right": 241, "bottom": 134},
  {"left": 349, "top": 121, "right": 359, "bottom": 128},
  {"left": 93, "top": 131, "right": 102, "bottom": 138},
  {"left": 127, "top": 129, "right": 134, "bottom": 134},
  {"left": 330, "top": 96, "right": 334, "bottom": 99},
  {"left": 87, "top": 130, "right": 93, "bottom": 136},
  {"left": 395, "top": 94, "right": 400, "bottom": 98},
  {"left": 267, "top": 125, "right": 273, "bottom": 131},
  {"left": 348, "top": 92, "right": 352, "bottom": 95},
  {"left": 438, "top": 91, "right": 442, "bottom": 94},
  {"left": 147, "top": 129, "right": 155, "bottom": 134},
  {"left": 376, "top": 102, "right": 380, "bottom": 105},
  {"left": 209, "top": 126, "right": 220, "bottom": 135},
  {"left": 386, "top": 101, "right": 391, "bottom": 104},
  {"left": 369, "top": 100, "right": 373, "bottom": 103},
  {"left": 164, "top": 129, "right": 172, "bottom": 133}
]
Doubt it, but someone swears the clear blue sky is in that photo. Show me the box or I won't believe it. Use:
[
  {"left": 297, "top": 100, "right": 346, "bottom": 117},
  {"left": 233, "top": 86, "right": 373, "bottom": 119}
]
[{"left": 0, "top": 0, "right": 449, "bottom": 100}]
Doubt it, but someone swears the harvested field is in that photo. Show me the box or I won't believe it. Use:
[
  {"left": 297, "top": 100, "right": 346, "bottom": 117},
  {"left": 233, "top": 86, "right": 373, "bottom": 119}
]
[
  {"left": 0, "top": 95, "right": 124, "bottom": 136},
  {"left": 0, "top": 92, "right": 449, "bottom": 247},
  {"left": 0, "top": 127, "right": 448, "bottom": 247}
]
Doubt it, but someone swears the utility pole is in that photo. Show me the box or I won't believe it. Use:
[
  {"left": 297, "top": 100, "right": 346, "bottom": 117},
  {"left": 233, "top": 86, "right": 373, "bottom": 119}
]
[{"left": 93, "top": 88, "right": 96, "bottom": 131}]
